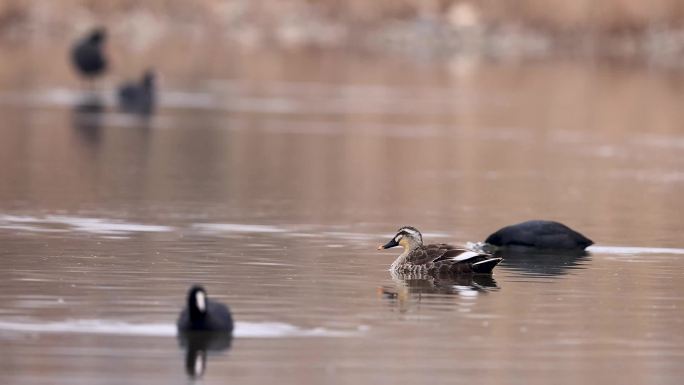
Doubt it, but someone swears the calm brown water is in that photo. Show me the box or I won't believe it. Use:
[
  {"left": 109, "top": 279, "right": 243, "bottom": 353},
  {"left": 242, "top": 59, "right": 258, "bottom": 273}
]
[{"left": 1, "top": 49, "right": 684, "bottom": 385}]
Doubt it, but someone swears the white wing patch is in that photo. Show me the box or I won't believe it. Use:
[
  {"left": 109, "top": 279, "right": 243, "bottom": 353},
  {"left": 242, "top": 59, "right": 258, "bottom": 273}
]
[{"left": 452, "top": 250, "right": 481, "bottom": 261}]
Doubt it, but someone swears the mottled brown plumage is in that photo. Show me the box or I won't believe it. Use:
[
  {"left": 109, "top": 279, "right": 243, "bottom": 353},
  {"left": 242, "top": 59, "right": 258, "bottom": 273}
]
[
  {"left": 378, "top": 226, "right": 502, "bottom": 275},
  {"left": 402, "top": 243, "right": 499, "bottom": 274}
]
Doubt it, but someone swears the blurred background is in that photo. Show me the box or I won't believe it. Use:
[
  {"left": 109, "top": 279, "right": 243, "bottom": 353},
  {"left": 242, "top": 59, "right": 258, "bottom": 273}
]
[
  {"left": 1, "top": 1, "right": 684, "bottom": 385},
  {"left": 3, "top": 0, "right": 684, "bottom": 86}
]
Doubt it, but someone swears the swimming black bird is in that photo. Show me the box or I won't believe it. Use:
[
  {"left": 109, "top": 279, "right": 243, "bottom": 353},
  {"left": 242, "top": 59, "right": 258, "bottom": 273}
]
[
  {"left": 177, "top": 285, "right": 234, "bottom": 333},
  {"left": 378, "top": 226, "right": 502, "bottom": 274},
  {"left": 71, "top": 27, "right": 108, "bottom": 79},
  {"left": 118, "top": 70, "right": 155, "bottom": 115},
  {"left": 484, "top": 220, "right": 593, "bottom": 251}
]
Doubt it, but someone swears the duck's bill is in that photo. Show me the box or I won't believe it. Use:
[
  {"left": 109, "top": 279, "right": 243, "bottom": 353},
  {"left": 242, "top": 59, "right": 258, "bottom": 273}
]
[{"left": 378, "top": 239, "right": 399, "bottom": 250}]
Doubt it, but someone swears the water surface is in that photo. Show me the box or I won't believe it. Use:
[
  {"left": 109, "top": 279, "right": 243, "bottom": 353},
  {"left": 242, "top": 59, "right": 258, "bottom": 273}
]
[{"left": 1, "top": 51, "right": 683, "bottom": 384}]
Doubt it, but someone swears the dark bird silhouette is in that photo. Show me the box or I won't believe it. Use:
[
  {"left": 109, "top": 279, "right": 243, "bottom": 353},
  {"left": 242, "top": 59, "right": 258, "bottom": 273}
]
[
  {"left": 484, "top": 220, "right": 593, "bottom": 251},
  {"left": 177, "top": 285, "right": 234, "bottom": 333},
  {"left": 118, "top": 70, "right": 155, "bottom": 115},
  {"left": 71, "top": 27, "right": 107, "bottom": 79}
]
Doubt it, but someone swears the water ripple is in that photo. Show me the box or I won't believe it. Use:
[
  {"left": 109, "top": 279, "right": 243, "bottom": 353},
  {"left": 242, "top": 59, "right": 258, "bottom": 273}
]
[
  {"left": 589, "top": 246, "right": 684, "bottom": 255},
  {"left": 0, "top": 214, "right": 173, "bottom": 237},
  {"left": 0, "top": 319, "right": 356, "bottom": 338}
]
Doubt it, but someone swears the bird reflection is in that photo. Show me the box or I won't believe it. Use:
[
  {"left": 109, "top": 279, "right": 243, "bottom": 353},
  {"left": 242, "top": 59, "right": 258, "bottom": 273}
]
[
  {"left": 495, "top": 248, "right": 590, "bottom": 278},
  {"left": 177, "top": 331, "right": 232, "bottom": 378},
  {"left": 71, "top": 94, "right": 105, "bottom": 143},
  {"left": 379, "top": 272, "right": 499, "bottom": 312}
]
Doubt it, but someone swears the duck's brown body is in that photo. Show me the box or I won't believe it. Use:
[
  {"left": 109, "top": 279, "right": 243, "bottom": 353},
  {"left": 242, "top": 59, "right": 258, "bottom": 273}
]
[{"left": 391, "top": 243, "right": 501, "bottom": 275}]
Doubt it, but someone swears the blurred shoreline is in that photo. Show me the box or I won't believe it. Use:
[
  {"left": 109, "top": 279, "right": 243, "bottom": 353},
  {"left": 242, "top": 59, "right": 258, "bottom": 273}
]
[{"left": 1, "top": 1, "right": 684, "bottom": 67}]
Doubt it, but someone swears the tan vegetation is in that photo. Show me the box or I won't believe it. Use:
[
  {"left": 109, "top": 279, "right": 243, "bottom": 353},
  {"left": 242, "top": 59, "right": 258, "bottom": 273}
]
[{"left": 2, "top": 0, "right": 684, "bottom": 61}]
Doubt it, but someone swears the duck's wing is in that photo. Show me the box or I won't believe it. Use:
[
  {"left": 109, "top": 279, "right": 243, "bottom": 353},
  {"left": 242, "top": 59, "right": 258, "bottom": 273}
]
[
  {"left": 405, "top": 244, "right": 449, "bottom": 265},
  {"left": 407, "top": 244, "right": 479, "bottom": 265},
  {"left": 432, "top": 247, "right": 502, "bottom": 274},
  {"left": 432, "top": 247, "right": 486, "bottom": 264}
]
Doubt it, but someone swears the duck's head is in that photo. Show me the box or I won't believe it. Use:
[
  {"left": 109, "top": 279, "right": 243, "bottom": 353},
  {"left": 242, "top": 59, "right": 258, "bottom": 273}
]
[
  {"left": 378, "top": 226, "right": 423, "bottom": 251},
  {"left": 187, "top": 285, "right": 208, "bottom": 319}
]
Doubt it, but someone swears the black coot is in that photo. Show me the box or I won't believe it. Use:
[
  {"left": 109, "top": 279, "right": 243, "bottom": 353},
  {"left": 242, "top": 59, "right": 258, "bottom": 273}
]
[
  {"left": 177, "top": 285, "right": 233, "bottom": 333},
  {"left": 485, "top": 220, "right": 593, "bottom": 251},
  {"left": 71, "top": 27, "right": 107, "bottom": 79},
  {"left": 118, "top": 70, "right": 155, "bottom": 115}
]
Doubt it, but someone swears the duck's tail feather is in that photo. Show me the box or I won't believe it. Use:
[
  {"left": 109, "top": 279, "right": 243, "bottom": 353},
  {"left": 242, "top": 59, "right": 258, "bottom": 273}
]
[
  {"left": 471, "top": 257, "right": 503, "bottom": 274},
  {"left": 465, "top": 241, "right": 498, "bottom": 254}
]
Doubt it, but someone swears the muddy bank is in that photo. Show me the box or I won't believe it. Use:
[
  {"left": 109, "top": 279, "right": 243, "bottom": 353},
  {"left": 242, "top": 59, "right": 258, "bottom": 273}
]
[{"left": 2, "top": 1, "right": 684, "bottom": 64}]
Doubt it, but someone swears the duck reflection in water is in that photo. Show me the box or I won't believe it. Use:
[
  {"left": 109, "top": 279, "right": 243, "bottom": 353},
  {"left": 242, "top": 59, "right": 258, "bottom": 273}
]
[
  {"left": 177, "top": 331, "right": 233, "bottom": 378},
  {"left": 379, "top": 271, "right": 499, "bottom": 312}
]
